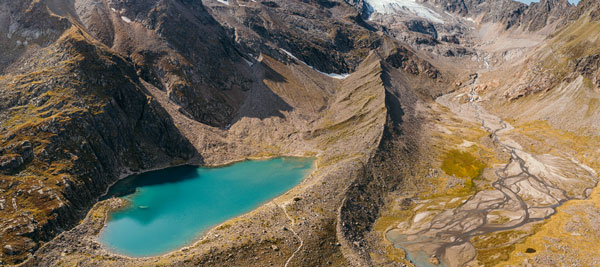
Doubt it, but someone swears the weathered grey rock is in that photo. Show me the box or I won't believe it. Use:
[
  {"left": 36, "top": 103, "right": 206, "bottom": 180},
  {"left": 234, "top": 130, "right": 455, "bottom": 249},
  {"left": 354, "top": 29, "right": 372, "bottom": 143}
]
[{"left": 3, "top": 245, "right": 16, "bottom": 256}]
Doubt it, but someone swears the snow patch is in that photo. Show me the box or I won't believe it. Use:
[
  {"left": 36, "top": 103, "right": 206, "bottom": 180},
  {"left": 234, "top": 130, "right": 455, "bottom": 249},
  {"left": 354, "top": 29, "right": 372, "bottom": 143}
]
[
  {"left": 121, "top": 16, "right": 132, "bottom": 23},
  {"left": 322, "top": 72, "right": 350, "bottom": 79},
  {"left": 280, "top": 49, "right": 350, "bottom": 79},
  {"left": 280, "top": 49, "right": 298, "bottom": 60},
  {"left": 242, "top": 58, "right": 254, "bottom": 67},
  {"left": 216, "top": 0, "right": 229, "bottom": 5},
  {"left": 365, "top": 0, "right": 444, "bottom": 24}
]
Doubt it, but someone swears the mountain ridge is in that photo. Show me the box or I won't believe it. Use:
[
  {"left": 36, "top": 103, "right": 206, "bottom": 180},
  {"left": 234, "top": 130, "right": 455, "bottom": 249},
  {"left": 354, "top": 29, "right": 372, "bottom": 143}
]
[{"left": 0, "top": 0, "right": 598, "bottom": 265}]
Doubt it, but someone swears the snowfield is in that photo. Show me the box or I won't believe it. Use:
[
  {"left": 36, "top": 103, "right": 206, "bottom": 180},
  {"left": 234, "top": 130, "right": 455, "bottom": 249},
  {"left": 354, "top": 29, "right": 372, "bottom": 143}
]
[
  {"left": 365, "top": 0, "right": 444, "bottom": 24},
  {"left": 121, "top": 16, "right": 132, "bottom": 23},
  {"left": 281, "top": 49, "right": 350, "bottom": 79}
]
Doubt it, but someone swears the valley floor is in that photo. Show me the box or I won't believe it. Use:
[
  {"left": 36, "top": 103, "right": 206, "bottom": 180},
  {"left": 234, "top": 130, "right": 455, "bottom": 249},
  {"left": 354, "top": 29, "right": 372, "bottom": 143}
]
[{"left": 373, "top": 80, "right": 600, "bottom": 266}]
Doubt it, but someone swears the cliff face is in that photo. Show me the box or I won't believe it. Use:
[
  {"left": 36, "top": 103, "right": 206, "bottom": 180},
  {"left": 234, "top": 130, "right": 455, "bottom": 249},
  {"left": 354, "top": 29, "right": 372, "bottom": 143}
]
[
  {"left": 204, "top": 0, "right": 384, "bottom": 75},
  {"left": 340, "top": 0, "right": 574, "bottom": 63},
  {"left": 429, "top": 0, "right": 574, "bottom": 31},
  {"left": 571, "top": 0, "right": 600, "bottom": 20},
  {"left": 0, "top": 2, "right": 198, "bottom": 264},
  {"left": 72, "top": 0, "right": 253, "bottom": 128}
]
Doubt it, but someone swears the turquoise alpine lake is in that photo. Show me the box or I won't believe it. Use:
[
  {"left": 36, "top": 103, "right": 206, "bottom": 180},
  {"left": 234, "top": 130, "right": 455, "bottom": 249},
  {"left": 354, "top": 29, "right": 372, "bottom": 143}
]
[{"left": 98, "top": 157, "right": 315, "bottom": 257}]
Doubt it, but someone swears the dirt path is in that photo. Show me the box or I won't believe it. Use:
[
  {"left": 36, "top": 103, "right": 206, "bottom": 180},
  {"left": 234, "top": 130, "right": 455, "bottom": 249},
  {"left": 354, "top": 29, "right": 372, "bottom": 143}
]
[{"left": 276, "top": 202, "right": 303, "bottom": 267}]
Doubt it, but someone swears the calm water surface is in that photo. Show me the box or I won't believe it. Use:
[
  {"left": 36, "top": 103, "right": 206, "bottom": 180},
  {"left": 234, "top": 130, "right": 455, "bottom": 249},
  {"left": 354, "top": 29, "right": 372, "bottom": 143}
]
[{"left": 98, "top": 157, "right": 314, "bottom": 257}]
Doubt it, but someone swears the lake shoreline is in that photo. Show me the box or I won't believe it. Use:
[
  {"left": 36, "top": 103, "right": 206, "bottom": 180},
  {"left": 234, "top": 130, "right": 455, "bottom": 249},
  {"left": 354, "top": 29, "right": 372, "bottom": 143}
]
[{"left": 97, "top": 157, "right": 317, "bottom": 258}]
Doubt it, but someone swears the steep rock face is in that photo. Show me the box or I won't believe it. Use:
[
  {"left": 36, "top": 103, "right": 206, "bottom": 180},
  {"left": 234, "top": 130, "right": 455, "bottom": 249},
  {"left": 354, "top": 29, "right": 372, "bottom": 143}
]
[
  {"left": 0, "top": 2, "right": 197, "bottom": 263},
  {"left": 74, "top": 0, "right": 253, "bottom": 128},
  {"left": 385, "top": 46, "right": 440, "bottom": 79},
  {"left": 343, "top": 0, "right": 574, "bottom": 60},
  {"left": 429, "top": 0, "right": 469, "bottom": 15},
  {"left": 204, "top": 0, "right": 383, "bottom": 75},
  {"left": 520, "top": 0, "right": 573, "bottom": 31},
  {"left": 422, "top": 0, "right": 573, "bottom": 29},
  {"left": 0, "top": 0, "right": 71, "bottom": 73},
  {"left": 571, "top": 0, "right": 600, "bottom": 20},
  {"left": 575, "top": 55, "right": 600, "bottom": 89},
  {"left": 451, "top": 0, "right": 574, "bottom": 31}
]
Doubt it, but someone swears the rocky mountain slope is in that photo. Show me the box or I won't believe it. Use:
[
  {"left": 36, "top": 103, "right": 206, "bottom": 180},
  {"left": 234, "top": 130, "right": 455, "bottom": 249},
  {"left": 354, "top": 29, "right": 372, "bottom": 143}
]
[
  {"left": 0, "top": 0, "right": 598, "bottom": 266},
  {"left": 0, "top": 2, "right": 198, "bottom": 264}
]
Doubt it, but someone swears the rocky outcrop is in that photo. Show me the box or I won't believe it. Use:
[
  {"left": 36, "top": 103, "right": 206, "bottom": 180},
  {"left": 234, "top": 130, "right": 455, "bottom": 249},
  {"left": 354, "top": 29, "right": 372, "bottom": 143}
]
[
  {"left": 0, "top": 3, "right": 197, "bottom": 262},
  {"left": 205, "top": 0, "right": 382, "bottom": 75},
  {"left": 385, "top": 47, "right": 440, "bottom": 79},
  {"left": 337, "top": 44, "right": 447, "bottom": 265},
  {"left": 571, "top": 0, "right": 600, "bottom": 20},
  {"left": 73, "top": 0, "right": 253, "bottom": 128},
  {"left": 429, "top": 0, "right": 574, "bottom": 31},
  {"left": 0, "top": 0, "right": 70, "bottom": 73},
  {"left": 521, "top": 0, "right": 573, "bottom": 31},
  {"left": 575, "top": 54, "right": 600, "bottom": 89},
  {"left": 0, "top": 141, "right": 33, "bottom": 174}
]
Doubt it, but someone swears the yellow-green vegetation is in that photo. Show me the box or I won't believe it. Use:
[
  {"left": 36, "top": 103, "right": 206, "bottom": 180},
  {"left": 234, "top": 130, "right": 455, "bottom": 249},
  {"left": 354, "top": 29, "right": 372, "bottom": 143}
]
[
  {"left": 435, "top": 149, "right": 487, "bottom": 196},
  {"left": 216, "top": 223, "right": 232, "bottom": 230},
  {"left": 373, "top": 213, "right": 412, "bottom": 234},
  {"left": 317, "top": 114, "right": 369, "bottom": 148},
  {"left": 371, "top": 100, "right": 507, "bottom": 265},
  {"left": 494, "top": 119, "right": 600, "bottom": 266},
  {"left": 0, "top": 26, "right": 151, "bottom": 264},
  {"left": 441, "top": 149, "right": 486, "bottom": 179},
  {"left": 585, "top": 97, "right": 600, "bottom": 118},
  {"left": 509, "top": 120, "right": 600, "bottom": 172},
  {"left": 471, "top": 228, "right": 538, "bottom": 266},
  {"left": 551, "top": 16, "right": 600, "bottom": 60},
  {"left": 372, "top": 205, "right": 415, "bottom": 266},
  {"left": 499, "top": 189, "right": 600, "bottom": 266},
  {"left": 370, "top": 245, "right": 413, "bottom": 266},
  {"left": 486, "top": 211, "right": 512, "bottom": 225}
]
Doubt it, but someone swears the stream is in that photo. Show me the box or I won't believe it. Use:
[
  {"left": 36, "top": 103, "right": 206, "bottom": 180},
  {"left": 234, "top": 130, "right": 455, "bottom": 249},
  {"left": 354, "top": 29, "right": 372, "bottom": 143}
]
[{"left": 386, "top": 76, "right": 598, "bottom": 266}]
